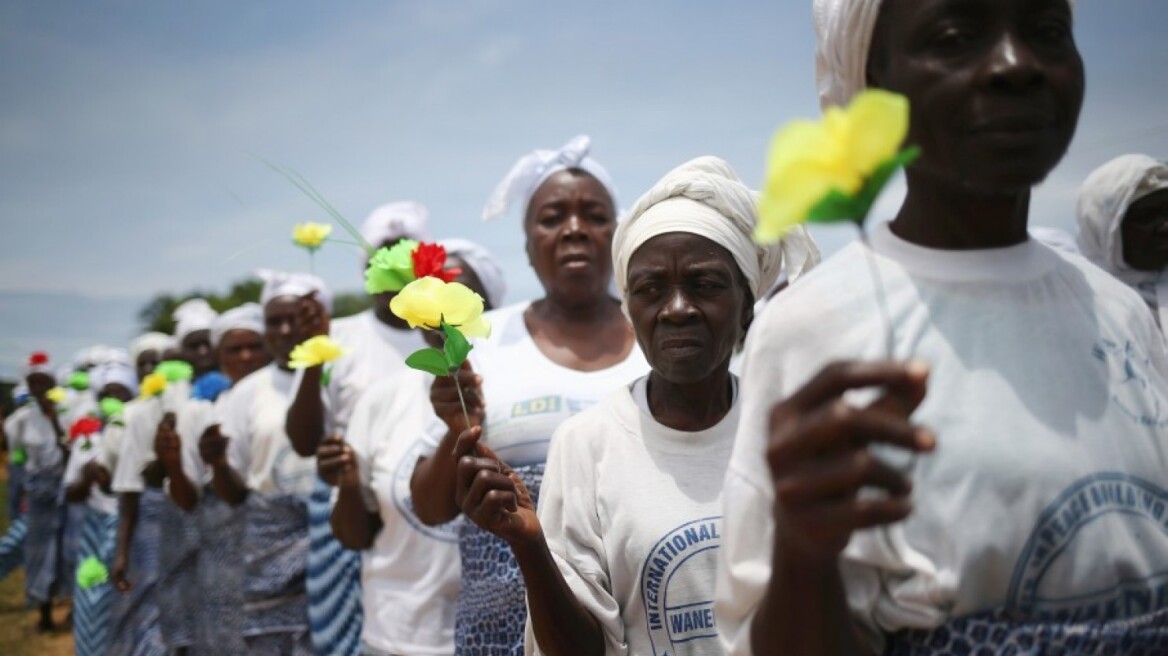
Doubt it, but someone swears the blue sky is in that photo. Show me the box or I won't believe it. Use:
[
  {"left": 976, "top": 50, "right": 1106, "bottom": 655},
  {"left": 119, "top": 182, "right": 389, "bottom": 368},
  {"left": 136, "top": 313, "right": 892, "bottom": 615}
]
[{"left": 2, "top": 1, "right": 1167, "bottom": 379}]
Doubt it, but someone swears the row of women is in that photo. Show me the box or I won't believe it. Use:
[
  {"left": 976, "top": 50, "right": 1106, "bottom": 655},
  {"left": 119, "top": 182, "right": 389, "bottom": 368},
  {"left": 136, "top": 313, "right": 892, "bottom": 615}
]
[{"left": 4, "top": 0, "right": 1168, "bottom": 653}]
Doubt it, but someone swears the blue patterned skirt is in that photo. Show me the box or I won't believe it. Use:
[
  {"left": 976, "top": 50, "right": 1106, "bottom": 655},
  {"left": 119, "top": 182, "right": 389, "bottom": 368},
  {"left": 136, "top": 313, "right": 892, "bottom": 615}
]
[
  {"left": 73, "top": 506, "right": 118, "bottom": 656},
  {"left": 22, "top": 469, "right": 64, "bottom": 606},
  {"left": 243, "top": 491, "right": 312, "bottom": 654},
  {"left": 195, "top": 486, "right": 247, "bottom": 654},
  {"left": 0, "top": 515, "right": 28, "bottom": 580},
  {"left": 107, "top": 487, "right": 167, "bottom": 656},
  {"left": 454, "top": 464, "right": 542, "bottom": 656},
  {"left": 307, "top": 475, "right": 363, "bottom": 656},
  {"left": 157, "top": 496, "right": 200, "bottom": 649}
]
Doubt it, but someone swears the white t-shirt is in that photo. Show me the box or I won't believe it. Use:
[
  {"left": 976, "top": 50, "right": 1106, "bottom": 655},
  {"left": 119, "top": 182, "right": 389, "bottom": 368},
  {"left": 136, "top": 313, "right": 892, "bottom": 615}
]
[
  {"left": 99, "top": 399, "right": 140, "bottom": 481},
  {"left": 420, "top": 302, "right": 650, "bottom": 467},
  {"left": 6, "top": 405, "right": 64, "bottom": 475},
  {"left": 531, "top": 376, "right": 739, "bottom": 656},
  {"left": 339, "top": 369, "right": 460, "bottom": 655},
  {"left": 169, "top": 390, "right": 235, "bottom": 494},
  {"left": 328, "top": 309, "right": 427, "bottom": 432},
  {"left": 112, "top": 381, "right": 190, "bottom": 494},
  {"left": 715, "top": 223, "right": 1168, "bottom": 654},
  {"left": 224, "top": 365, "right": 316, "bottom": 497},
  {"left": 64, "top": 430, "right": 118, "bottom": 515}
]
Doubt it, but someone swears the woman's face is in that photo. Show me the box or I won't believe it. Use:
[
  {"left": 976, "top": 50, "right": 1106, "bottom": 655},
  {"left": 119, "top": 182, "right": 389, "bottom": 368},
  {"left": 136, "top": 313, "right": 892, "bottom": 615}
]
[
  {"left": 524, "top": 169, "right": 617, "bottom": 304},
  {"left": 136, "top": 349, "right": 161, "bottom": 381},
  {"left": 626, "top": 233, "right": 750, "bottom": 385},
  {"left": 869, "top": 0, "right": 1084, "bottom": 195},
  {"left": 264, "top": 297, "right": 301, "bottom": 369},
  {"left": 181, "top": 329, "right": 217, "bottom": 378},
  {"left": 218, "top": 329, "right": 270, "bottom": 383},
  {"left": 1121, "top": 188, "right": 1168, "bottom": 272}
]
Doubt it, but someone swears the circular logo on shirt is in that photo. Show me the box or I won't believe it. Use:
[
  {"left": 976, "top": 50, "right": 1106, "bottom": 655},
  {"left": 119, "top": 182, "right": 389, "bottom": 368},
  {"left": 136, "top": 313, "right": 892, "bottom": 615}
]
[
  {"left": 1007, "top": 473, "right": 1168, "bottom": 621},
  {"left": 640, "top": 516, "right": 722, "bottom": 656},
  {"left": 392, "top": 436, "right": 460, "bottom": 543}
]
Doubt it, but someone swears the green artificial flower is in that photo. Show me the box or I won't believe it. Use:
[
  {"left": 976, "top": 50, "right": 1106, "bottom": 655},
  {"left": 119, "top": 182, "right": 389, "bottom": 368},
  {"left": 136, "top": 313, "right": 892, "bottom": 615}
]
[
  {"left": 76, "top": 556, "right": 109, "bottom": 590},
  {"left": 364, "top": 240, "right": 419, "bottom": 294},
  {"left": 100, "top": 397, "right": 125, "bottom": 419},
  {"left": 67, "top": 371, "right": 90, "bottom": 391},
  {"left": 156, "top": 360, "right": 194, "bottom": 383},
  {"left": 10, "top": 448, "right": 26, "bottom": 465}
]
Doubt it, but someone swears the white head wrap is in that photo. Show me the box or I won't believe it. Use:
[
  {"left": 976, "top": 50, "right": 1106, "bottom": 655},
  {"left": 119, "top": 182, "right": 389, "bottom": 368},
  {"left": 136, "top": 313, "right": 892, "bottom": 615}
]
[
  {"left": 258, "top": 269, "right": 334, "bottom": 313},
  {"left": 813, "top": 0, "right": 1074, "bottom": 111},
  {"left": 71, "top": 345, "right": 107, "bottom": 371},
  {"left": 1029, "top": 226, "right": 1080, "bottom": 256},
  {"left": 613, "top": 156, "right": 821, "bottom": 311},
  {"left": 211, "top": 302, "right": 265, "bottom": 347},
  {"left": 21, "top": 352, "right": 55, "bottom": 379},
  {"left": 482, "top": 135, "right": 618, "bottom": 222},
  {"left": 1076, "top": 154, "right": 1168, "bottom": 328},
  {"left": 130, "top": 332, "right": 174, "bottom": 365},
  {"left": 90, "top": 360, "right": 139, "bottom": 397},
  {"left": 359, "top": 201, "right": 430, "bottom": 267},
  {"left": 174, "top": 298, "right": 220, "bottom": 343},
  {"left": 440, "top": 238, "right": 507, "bottom": 309}
]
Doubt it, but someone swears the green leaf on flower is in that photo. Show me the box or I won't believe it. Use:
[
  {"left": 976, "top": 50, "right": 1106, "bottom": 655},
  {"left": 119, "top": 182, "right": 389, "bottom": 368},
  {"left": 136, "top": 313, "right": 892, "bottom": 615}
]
[
  {"left": 321, "top": 365, "right": 332, "bottom": 388},
  {"left": 807, "top": 146, "right": 922, "bottom": 227},
  {"left": 406, "top": 348, "right": 453, "bottom": 377},
  {"left": 442, "top": 322, "right": 473, "bottom": 371}
]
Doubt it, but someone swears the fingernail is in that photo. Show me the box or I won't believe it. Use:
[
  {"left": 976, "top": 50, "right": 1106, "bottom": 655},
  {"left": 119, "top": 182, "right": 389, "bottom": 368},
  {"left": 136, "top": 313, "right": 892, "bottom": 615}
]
[
  {"left": 905, "top": 360, "right": 930, "bottom": 378},
  {"left": 916, "top": 428, "right": 936, "bottom": 450}
]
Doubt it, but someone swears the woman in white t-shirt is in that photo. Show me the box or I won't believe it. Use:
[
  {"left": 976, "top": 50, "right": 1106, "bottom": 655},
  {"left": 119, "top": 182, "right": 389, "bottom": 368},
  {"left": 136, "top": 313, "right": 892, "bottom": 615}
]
[
  {"left": 410, "top": 136, "right": 649, "bottom": 655},
  {"left": 715, "top": 1, "right": 1168, "bottom": 655},
  {"left": 452, "top": 156, "right": 815, "bottom": 656}
]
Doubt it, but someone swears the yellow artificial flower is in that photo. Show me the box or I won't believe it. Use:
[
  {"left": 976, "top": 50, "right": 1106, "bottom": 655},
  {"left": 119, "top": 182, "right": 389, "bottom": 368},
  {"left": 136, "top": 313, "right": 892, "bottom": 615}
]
[
  {"left": 292, "top": 222, "right": 333, "bottom": 250},
  {"left": 139, "top": 372, "right": 168, "bottom": 399},
  {"left": 46, "top": 387, "right": 67, "bottom": 404},
  {"left": 390, "top": 277, "right": 491, "bottom": 338},
  {"left": 288, "top": 335, "right": 349, "bottom": 369},
  {"left": 756, "top": 89, "right": 911, "bottom": 243}
]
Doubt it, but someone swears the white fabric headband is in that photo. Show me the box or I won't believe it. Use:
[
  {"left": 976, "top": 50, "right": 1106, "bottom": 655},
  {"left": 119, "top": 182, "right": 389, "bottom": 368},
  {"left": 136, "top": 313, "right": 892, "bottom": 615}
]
[
  {"left": 359, "top": 201, "right": 431, "bottom": 267},
  {"left": 482, "top": 135, "right": 618, "bottom": 222},
  {"left": 257, "top": 268, "right": 333, "bottom": 312},
  {"left": 211, "top": 302, "right": 265, "bottom": 347},
  {"left": 130, "top": 332, "right": 174, "bottom": 364},
  {"left": 174, "top": 298, "right": 220, "bottom": 343}
]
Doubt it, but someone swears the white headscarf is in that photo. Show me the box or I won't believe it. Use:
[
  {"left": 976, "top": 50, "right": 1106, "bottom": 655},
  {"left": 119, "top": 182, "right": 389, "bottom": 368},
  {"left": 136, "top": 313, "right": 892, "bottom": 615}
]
[
  {"left": 90, "top": 360, "right": 139, "bottom": 397},
  {"left": 211, "top": 302, "right": 265, "bottom": 347},
  {"left": 1030, "top": 226, "right": 1081, "bottom": 256},
  {"left": 258, "top": 269, "right": 333, "bottom": 312},
  {"left": 1076, "top": 154, "right": 1168, "bottom": 329},
  {"left": 174, "top": 298, "right": 220, "bottom": 343},
  {"left": 482, "top": 135, "right": 618, "bottom": 222},
  {"left": 21, "top": 351, "right": 55, "bottom": 379},
  {"left": 359, "top": 201, "right": 431, "bottom": 267},
  {"left": 441, "top": 238, "right": 507, "bottom": 309},
  {"left": 812, "top": 0, "right": 1075, "bottom": 111},
  {"left": 613, "top": 156, "right": 820, "bottom": 312},
  {"left": 130, "top": 332, "right": 174, "bottom": 364}
]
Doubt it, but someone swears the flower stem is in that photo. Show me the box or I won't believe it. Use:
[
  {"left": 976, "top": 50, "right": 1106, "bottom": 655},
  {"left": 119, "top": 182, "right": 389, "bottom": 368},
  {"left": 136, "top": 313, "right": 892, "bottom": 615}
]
[{"left": 453, "top": 373, "right": 472, "bottom": 433}]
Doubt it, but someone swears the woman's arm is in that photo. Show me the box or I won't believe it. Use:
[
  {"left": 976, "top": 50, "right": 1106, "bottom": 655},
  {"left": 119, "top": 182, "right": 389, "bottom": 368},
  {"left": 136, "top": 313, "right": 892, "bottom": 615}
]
[
  {"left": 410, "top": 364, "right": 484, "bottom": 525},
  {"left": 318, "top": 435, "right": 382, "bottom": 549},
  {"left": 199, "top": 424, "right": 247, "bottom": 506}
]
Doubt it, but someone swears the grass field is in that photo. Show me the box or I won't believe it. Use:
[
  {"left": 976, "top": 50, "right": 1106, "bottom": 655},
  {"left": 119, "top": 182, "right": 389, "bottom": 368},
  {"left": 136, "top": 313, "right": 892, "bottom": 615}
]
[{"left": 0, "top": 463, "right": 75, "bottom": 656}]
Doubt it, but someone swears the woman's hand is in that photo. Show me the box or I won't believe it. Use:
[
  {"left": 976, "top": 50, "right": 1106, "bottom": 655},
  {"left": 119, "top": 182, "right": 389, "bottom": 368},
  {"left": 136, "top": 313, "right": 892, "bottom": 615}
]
[
  {"left": 453, "top": 426, "right": 540, "bottom": 546},
  {"left": 767, "top": 360, "right": 934, "bottom": 567},
  {"left": 317, "top": 434, "right": 359, "bottom": 488},
  {"left": 112, "top": 551, "right": 132, "bottom": 592},
  {"left": 198, "top": 424, "right": 229, "bottom": 467},
  {"left": 153, "top": 412, "right": 182, "bottom": 472},
  {"left": 430, "top": 362, "right": 485, "bottom": 435},
  {"left": 296, "top": 291, "right": 331, "bottom": 341}
]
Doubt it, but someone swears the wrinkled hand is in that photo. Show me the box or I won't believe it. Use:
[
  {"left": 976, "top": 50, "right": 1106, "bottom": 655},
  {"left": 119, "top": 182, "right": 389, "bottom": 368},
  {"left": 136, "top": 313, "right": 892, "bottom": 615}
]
[
  {"left": 453, "top": 427, "right": 540, "bottom": 545},
  {"left": 112, "top": 552, "right": 131, "bottom": 592},
  {"left": 767, "top": 360, "right": 934, "bottom": 567},
  {"left": 317, "top": 434, "right": 360, "bottom": 488},
  {"left": 198, "top": 424, "right": 229, "bottom": 467},
  {"left": 431, "top": 362, "right": 485, "bottom": 436},
  {"left": 153, "top": 412, "right": 181, "bottom": 471},
  {"left": 296, "top": 291, "right": 331, "bottom": 342}
]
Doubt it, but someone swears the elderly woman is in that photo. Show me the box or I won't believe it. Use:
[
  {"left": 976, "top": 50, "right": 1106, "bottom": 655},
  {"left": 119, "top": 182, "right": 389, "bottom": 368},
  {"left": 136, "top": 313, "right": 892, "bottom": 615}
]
[
  {"left": 1077, "top": 154, "right": 1168, "bottom": 332},
  {"left": 317, "top": 238, "right": 505, "bottom": 656},
  {"left": 453, "top": 156, "right": 815, "bottom": 656},
  {"left": 7, "top": 352, "right": 68, "bottom": 632},
  {"left": 206, "top": 271, "right": 332, "bottom": 655},
  {"left": 64, "top": 358, "right": 135, "bottom": 655},
  {"left": 716, "top": 1, "right": 1168, "bottom": 655},
  {"left": 412, "top": 136, "right": 650, "bottom": 654},
  {"left": 156, "top": 302, "right": 269, "bottom": 654}
]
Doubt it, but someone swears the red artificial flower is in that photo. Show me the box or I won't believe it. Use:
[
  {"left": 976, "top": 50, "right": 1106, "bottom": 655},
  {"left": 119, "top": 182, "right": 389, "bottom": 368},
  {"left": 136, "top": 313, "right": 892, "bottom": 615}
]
[
  {"left": 411, "top": 242, "right": 461, "bottom": 283},
  {"left": 70, "top": 416, "right": 103, "bottom": 441},
  {"left": 29, "top": 352, "right": 49, "bottom": 366}
]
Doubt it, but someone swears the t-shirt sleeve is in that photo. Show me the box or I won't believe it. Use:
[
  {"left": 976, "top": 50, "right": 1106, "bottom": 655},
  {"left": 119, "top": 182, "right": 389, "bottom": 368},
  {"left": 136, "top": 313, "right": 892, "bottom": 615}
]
[
  {"left": 330, "top": 380, "right": 378, "bottom": 509},
  {"left": 528, "top": 419, "right": 627, "bottom": 656},
  {"left": 221, "top": 387, "right": 252, "bottom": 481},
  {"left": 62, "top": 438, "right": 91, "bottom": 486},
  {"left": 112, "top": 404, "right": 154, "bottom": 494},
  {"left": 4, "top": 409, "right": 25, "bottom": 454}
]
